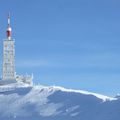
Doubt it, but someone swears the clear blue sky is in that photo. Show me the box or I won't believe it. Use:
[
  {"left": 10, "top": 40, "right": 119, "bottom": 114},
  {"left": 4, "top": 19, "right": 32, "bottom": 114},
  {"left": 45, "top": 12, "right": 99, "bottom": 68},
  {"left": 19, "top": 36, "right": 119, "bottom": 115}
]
[{"left": 0, "top": 0, "right": 120, "bottom": 96}]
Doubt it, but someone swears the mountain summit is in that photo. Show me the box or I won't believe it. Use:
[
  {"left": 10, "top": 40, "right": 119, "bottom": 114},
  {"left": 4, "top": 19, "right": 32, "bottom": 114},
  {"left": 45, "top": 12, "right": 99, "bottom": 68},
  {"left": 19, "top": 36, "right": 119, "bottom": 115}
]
[{"left": 0, "top": 83, "right": 119, "bottom": 120}]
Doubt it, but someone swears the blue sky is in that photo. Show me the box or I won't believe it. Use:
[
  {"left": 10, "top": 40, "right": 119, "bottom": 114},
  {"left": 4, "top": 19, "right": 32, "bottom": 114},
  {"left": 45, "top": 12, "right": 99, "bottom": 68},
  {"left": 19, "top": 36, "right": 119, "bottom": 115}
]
[{"left": 0, "top": 0, "right": 120, "bottom": 96}]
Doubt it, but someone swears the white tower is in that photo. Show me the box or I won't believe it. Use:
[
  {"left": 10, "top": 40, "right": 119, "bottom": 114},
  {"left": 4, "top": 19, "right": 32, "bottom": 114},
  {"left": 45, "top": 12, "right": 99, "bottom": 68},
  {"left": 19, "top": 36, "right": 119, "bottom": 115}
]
[{"left": 2, "top": 13, "right": 15, "bottom": 80}]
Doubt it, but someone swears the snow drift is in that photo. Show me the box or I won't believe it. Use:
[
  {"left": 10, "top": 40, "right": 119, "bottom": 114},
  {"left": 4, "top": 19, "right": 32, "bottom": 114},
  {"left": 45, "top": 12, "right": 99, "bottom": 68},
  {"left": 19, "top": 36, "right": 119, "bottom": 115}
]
[{"left": 0, "top": 83, "right": 119, "bottom": 120}]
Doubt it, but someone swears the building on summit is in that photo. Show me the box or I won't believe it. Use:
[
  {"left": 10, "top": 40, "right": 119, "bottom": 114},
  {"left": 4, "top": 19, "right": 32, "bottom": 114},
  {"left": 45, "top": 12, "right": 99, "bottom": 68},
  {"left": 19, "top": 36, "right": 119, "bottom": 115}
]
[
  {"left": 2, "top": 13, "right": 15, "bottom": 80},
  {"left": 0, "top": 13, "right": 33, "bottom": 85}
]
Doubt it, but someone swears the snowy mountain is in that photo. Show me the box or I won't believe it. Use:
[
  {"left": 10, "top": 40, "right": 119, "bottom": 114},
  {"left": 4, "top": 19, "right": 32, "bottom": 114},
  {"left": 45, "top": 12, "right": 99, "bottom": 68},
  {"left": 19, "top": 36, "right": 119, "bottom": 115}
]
[{"left": 0, "top": 83, "right": 119, "bottom": 120}]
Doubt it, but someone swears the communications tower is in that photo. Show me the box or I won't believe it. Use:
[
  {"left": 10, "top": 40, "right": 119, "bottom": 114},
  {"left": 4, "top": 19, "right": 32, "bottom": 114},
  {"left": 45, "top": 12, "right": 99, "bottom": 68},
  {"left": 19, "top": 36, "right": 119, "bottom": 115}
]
[{"left": 2, "top": 13, "right": 15, "bottom": 80}]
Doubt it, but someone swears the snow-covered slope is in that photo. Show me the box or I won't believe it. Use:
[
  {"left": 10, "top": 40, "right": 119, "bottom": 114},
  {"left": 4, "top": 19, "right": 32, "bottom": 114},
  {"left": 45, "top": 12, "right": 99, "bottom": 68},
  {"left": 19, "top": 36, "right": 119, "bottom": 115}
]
[{"left": 0, "top": 83, "right": 119, "bottom": 120}]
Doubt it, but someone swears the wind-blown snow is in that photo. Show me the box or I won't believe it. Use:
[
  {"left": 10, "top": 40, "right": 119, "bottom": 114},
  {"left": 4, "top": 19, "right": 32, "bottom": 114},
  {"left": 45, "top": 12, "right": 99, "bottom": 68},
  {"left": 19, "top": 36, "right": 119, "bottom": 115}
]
[
  {"left": 50, "top": 86, "right": 116, "bottom": 101},
  {"left": 0, "top": 83, "right": 119, "bottom": 120}
]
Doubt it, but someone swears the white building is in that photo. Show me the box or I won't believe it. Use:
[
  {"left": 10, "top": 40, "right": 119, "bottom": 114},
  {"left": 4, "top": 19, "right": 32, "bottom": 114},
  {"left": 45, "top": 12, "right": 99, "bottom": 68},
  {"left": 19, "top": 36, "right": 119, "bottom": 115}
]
[{"left": 0, "top": 13, "right": 33, "bottom": 85}]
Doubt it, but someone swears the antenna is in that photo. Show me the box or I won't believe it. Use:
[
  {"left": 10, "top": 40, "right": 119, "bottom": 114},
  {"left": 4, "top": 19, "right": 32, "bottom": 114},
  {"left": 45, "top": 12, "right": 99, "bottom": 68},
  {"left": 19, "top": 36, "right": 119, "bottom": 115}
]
[
  {"left": 6, "top": 12, "right": 12, "bottom": 39},
  {"left": 8, "top": 12, "right": 10, "bottom": 26}
]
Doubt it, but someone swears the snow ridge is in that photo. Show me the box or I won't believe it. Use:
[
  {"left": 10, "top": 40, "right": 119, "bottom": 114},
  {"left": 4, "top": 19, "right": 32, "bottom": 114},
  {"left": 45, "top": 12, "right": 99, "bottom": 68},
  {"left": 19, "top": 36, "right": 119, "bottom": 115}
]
[
  {"left": 49, "top": 86, "right": 116, "bottom": 101},
  {"left": 0, "top": 83, "right": 119, "bottom": 120}
]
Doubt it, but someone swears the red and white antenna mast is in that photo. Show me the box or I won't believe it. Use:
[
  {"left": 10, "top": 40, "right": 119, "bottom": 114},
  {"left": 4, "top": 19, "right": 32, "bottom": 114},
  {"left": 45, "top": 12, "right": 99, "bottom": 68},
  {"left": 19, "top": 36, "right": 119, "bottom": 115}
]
[{"left": 6, "top": 12, "right": 12, "bottom": 39}]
